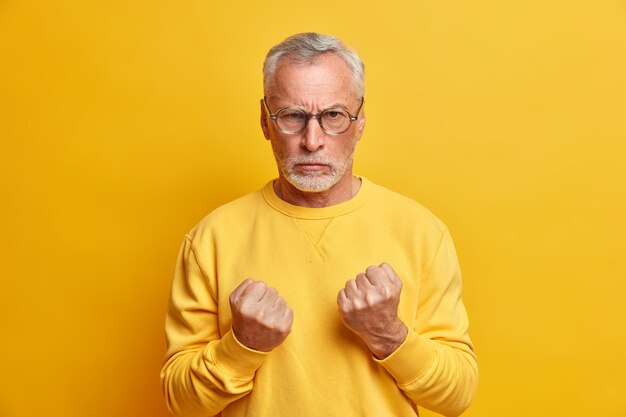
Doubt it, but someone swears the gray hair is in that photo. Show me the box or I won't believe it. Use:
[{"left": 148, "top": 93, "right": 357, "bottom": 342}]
[{"left": 263, "top": 32, "right": 365, "bottom": 99}]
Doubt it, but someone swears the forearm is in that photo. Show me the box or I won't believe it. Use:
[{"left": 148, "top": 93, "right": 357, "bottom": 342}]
[
  {"left": 378, "top": 228, "right": 478, "bottom": 416},
  {"left": 163, "top": 236, "right": 265, "bottom": 416},
  {"left": 161, "top": 330, "right": 269, "bottom": 417},
  {"left": 376, "top": 330, "right": 478, "bottom": 417}
]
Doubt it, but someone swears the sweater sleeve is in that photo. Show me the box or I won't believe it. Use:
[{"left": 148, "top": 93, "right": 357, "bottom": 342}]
[
  {"left": 375, "top": 230, "right": 478, "bottom": 417},
  {"left": 160, "top": 236, "right": 270, "bottom": 417}
]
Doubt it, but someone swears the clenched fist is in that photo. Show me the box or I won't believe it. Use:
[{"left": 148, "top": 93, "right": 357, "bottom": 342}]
[
  {"left": 229, "top": 278, "right": 293, "bottom": 352},
  {"left": 337, "top": 263, "right": 408, "bottom": 359}
]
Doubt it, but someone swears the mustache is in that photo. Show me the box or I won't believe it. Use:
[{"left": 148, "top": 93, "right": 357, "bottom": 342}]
[{"left": 282, "top": 154, "right": 334, "bottom": 165}]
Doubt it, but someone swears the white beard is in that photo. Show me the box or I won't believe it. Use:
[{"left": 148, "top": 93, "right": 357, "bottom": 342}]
[{"left": 274, "top": 153, "right": 354, "bottom": 192}]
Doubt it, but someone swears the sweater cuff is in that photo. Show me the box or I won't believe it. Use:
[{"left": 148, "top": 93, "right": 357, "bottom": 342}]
[
  {"left": 207, "top": 330, "right": 270, "bottom": 379},
  {"left": 374, "top": 329, "right": 437, "bottom": 385}
]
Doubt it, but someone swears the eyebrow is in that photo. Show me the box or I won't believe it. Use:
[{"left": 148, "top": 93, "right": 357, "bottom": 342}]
[
  {"left": 323, "top": 102, "right": 349, "bottom": 109},
  {"left": 280, "top": 103, "right": 350, "bottom": 112}
]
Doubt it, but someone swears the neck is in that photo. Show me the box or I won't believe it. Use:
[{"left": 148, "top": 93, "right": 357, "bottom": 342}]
[{"left": 273, "top": 174, "right": 361, "bottom": 208}]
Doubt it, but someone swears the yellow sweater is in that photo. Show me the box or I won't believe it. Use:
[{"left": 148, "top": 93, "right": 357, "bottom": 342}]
[{"left": 161, "top": 178, "right": 478, "bottom": 417}]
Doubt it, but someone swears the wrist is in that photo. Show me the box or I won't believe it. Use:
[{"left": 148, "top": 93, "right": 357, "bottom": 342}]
[{"left": 366, "top": 321, "right": 408, "bottom": 359}]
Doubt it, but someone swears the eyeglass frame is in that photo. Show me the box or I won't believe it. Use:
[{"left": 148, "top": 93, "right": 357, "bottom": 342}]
[{"left": 262, "top": 96, "right": 365, "bottom": 135}]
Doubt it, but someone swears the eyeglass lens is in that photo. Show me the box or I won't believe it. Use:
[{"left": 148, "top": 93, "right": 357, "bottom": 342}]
[{"left": 276, "top": 108, "right": 351, "bottom": 134}]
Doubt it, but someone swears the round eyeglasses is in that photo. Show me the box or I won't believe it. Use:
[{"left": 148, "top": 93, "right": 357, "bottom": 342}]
[{"left": 263, "top": 97, "right": 364, "bottom": 135}]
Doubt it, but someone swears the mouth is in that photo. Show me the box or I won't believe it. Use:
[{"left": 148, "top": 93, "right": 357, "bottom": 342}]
[{"left": 295, "top": 163, "right": 329, "bottom": 172}]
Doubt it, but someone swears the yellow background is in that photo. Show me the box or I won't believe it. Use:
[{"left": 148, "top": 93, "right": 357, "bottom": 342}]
[{"left": 1, "top": 1, "right": 625, "bottom": 416}]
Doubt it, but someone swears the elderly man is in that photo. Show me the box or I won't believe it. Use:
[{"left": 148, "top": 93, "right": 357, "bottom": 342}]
[{"left": 161, "top": 33, "right": 477, "bottom": 417}]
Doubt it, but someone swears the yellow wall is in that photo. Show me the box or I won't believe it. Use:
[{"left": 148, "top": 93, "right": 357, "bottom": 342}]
[{"left": 1, "top": 1, "right": 625, "bottom": 416}]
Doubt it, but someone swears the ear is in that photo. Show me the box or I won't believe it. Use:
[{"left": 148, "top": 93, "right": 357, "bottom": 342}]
[
  {"left": 260, "top": 98, "right": 271, "bottom": 140},
  {"left": 355, "top": 109, "right": 366, "bottom": 142}
]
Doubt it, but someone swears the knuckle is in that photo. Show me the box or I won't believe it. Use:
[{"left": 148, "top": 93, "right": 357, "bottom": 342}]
[
  {"left": 339, "top": 301, "right": 354, "bottom": 313},
  {"left": 364, "top": 293, "right": 379, "bottom": 305},
  {"left": 353, "top": 299, "right": 367, "bottom": 311},
  {"left": 238, "top": 304, "right": 252, "bottom": 317},
  {"left": 278, "top": 321, "right": 292, "bottom": 333},
  {"left": 366, "top": 265, "right": 378, "bottom": 274}
]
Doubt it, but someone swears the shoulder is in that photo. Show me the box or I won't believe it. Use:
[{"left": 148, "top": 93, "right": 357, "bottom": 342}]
[
  {"left": 367, "top": 180, "right": 449, "bottom": 234},
  {"left": 186, "top": 187, "right": 265, "bottom": 242}
]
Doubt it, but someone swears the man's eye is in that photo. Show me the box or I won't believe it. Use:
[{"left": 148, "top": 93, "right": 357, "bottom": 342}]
[
  {"left": 324, "top": 110, "right": 345, "bottom": 119},
  {"left": 281, "top": 112, "right": 306, "bottom": 120}
]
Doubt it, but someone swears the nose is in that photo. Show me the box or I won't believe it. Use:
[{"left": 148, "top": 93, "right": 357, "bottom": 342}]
[{"left": 302, "top": 115, "right": 325, "bottom": 152}]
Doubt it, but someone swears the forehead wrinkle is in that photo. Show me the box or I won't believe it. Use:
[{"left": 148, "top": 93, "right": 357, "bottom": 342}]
[
  {"left": 272, "top": 81, "right": 351, "bottom": 110},
  {"left": 269, "top": 54, "right": 356, "bottom": 112}
]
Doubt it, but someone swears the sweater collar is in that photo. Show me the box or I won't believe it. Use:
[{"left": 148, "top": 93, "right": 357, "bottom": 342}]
[{"left": 262, "top": 176, "right": 373, "bottom": 219}]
